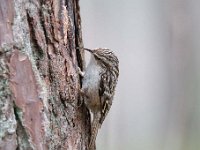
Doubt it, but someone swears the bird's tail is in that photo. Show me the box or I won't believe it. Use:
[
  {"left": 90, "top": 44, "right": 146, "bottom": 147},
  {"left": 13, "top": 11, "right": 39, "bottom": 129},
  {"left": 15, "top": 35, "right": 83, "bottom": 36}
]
[{"left": 89, "top": 113, "right": 101, "bottom": 150}]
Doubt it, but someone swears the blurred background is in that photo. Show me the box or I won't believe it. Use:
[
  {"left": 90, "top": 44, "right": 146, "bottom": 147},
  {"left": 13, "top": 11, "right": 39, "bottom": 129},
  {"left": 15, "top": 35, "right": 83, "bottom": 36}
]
[{"left": 80, "top": 0, "right": 200, "bottom": 150}]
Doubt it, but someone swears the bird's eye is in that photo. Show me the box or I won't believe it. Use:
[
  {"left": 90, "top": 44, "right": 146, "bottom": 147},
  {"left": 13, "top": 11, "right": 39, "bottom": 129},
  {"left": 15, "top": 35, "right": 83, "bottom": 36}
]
[{"left": 94, "top": 55, "right": 101, "bottom": 61}]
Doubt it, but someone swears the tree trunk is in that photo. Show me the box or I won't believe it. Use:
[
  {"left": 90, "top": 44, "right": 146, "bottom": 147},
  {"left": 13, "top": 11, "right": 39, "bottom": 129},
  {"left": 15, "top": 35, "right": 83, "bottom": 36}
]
[{"left": 0, "top": 0, "right": 90, "bottom": 149}]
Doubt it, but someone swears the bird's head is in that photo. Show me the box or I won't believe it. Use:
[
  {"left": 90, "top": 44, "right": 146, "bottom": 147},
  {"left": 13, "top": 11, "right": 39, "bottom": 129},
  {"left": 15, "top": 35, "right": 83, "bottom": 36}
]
[{"left": 84, "top": 48, "right": 119, "bottom": 69}]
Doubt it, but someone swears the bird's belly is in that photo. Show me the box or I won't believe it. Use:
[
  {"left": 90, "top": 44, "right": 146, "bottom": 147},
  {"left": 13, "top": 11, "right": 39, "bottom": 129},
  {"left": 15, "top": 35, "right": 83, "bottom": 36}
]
[{"left": 82, "top": 69, "right": 101, "bottom": 111}]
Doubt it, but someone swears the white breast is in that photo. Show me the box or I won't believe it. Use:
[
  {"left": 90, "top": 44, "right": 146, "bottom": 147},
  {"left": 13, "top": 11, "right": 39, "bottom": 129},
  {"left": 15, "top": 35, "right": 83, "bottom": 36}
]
[
  {"left": 82, "top": 55, "right": 101, "bottom": 91},
  {"left": 82, "top": 55, "right": 102, "bottom": 110}
]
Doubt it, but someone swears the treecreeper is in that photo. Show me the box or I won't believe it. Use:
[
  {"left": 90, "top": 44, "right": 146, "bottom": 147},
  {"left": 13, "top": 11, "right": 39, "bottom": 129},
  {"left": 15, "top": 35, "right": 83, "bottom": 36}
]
[{"left": 79, "top": 48, "right": 119, "bottom": 150}]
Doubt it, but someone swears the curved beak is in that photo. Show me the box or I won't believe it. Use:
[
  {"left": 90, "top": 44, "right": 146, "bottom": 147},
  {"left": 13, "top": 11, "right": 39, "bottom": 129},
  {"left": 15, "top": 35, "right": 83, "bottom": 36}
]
[
  {"left": 83, "top": 48, "right": 93, "bottom": 53},
  {"left": 76, "top": 47, "right": 93, "bottom": 53}
]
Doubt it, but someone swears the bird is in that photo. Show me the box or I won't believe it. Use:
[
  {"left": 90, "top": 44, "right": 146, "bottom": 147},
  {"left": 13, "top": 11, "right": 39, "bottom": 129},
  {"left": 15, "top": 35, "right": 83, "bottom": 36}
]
[{"left": 78, "top": 48, "right": 119, "bottom": 150}]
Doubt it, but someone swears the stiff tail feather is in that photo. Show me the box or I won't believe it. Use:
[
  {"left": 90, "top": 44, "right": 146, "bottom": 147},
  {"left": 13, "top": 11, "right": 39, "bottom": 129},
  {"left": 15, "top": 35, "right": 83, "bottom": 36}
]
[{"left": 89, "top": 113, "right": 101, "bottom": 150}]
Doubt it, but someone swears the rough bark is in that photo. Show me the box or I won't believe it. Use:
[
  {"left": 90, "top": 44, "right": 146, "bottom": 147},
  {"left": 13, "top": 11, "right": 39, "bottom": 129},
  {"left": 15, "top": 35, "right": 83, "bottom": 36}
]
[{"left": 0, "top": 0, "right": 90, "bottom": 149}]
